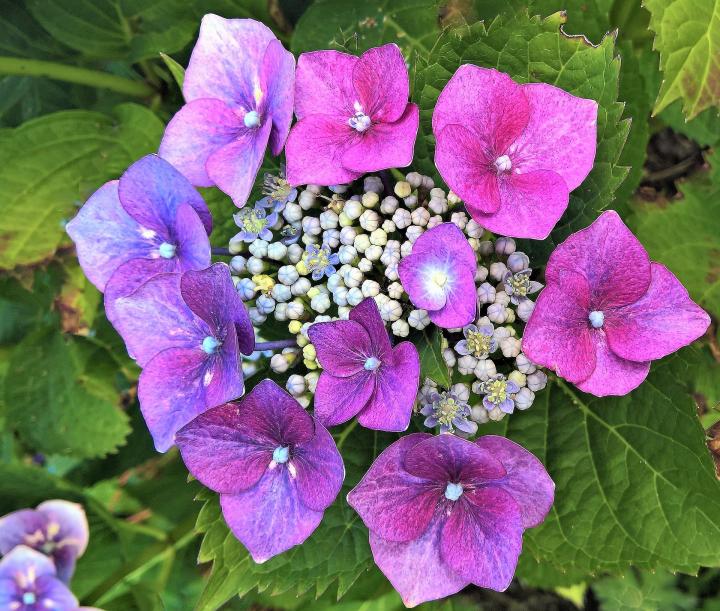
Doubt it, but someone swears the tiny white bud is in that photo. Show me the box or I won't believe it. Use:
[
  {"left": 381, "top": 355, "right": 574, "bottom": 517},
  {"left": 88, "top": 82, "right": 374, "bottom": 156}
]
[
  {"left": 405, "top": 172, "right": 423, "bottom": 188},
  {"left": 369, "top": 228, "right": 388, "bottom": 246},
  {"left": 487, "top": 406, "right": 506, "bottom": 422},
  {"left": 344, "top": 199, "right": 363, "bottom": 220},
  {"left": 404, "top": 194, "right": 418, "bottom": 209},
  {"left": 385, "top": 262, "right": 399, "bottom": 281},
  {"left": 343, "top": 267, "right": 363, "bottom": 288},
  {"left": 362, "top": 191, "right": 379, "bottom": 208},
  {"left": 478, "top": 241, "right": 494, "bottom": 256},
  {"left": 465, "top": 219, "right": 483, "bottom": 238},
  {"left": 347, "top": 287, "right": 364, "bottom": 306},
  {"left": 507, "top": 252, "right": 530, "bottom": 273},
  {"left": 475, "top": 266, "right": 488, "bottom": 282},
  {"left": 354, "top": 233, "right": 371, "bottom": 254},
  {"left": 516, "top": 353, "right": 537, "bottom": 374},
  {"left": 442, "top": 348, "right": 457, "bottom": 368},
  {"left": 272, "top": 283, "right": 292, "bottom": 302},
  {"left": 406, "top": 225, "right": 424, "bottom": 243},
  {"left": 387, "top": 282, "right": 404, "bottom": 300},
  {"left": 363, "top": 176, "right": 384, "bottom": 194},
  {"left": 284, "top": 201, "right": 303, "bottom": 222},
  {"left": 458, "top": 355, "right": 478, "bottom": 375},
  {"left": 400, "top": 241, "right": 413, "bottom": 257},
  {"left": 298, "top": 190, "right": 317, "bottom": 210},
  {"left": 382, "top": 219, "right": 396, "bottom": 234},
  {"left": 230, "top": 255, "right": 247, "bottom": 274},
  {"left": 474, "top": 359, "right": 497, "bottom": 381},
  {"left": 249, "top": 307, "right": 266, "bottom": 325},
  {"left": 426, "top": 215, "right": 443, "bottom": 229},
  {"left": 311, "top": 292, "right": 331, "bottom": 313},
  {"left": 495, "top": 236, "right": 516, "bottom": 255},
  {"left": 319, "top": 210, "right": 339, "bottom": 230},
  {"left": 267, "top": 242, "right": 287, "bottom": 261},
  {"left": 500, "top": 337, "right": 522, "bottom": 359},
  {"left": 287, "top": 243, "right": 304, "bottom": 264},
  {"left": 408, "top": 309, "right": 430, "bottom": 329},
  {"left": 286, "top": 374, "right": 306, "bottom": 396},
  {"left": 487, "top": 303, "right": 508, "bottom": 323},
  {"left": 360, "top": 209, "right": 380, "bottom": 232},
  {"left": 361, "top": 279, "right": 380, "bottom": 297},
  {"left": 394, "top": 181, "right": 412, "bottom": 198},
  {"left": 248, "top": 239, "right": 268, "bottom": 258},
  {"left": 392, "top": 319, "right": 410, "bottom": 337},
  {"left": 337, "top": 244, "right": 357, "bottom": 265},
  {"left": 489, "top": 262, "right": 508, "bottom": 282},
  {"left": 291, "top": 278, "right": 311, "bottom": 296},
  {"left": 508, "top": 370, "right": 527, "bottom": 388},
  {"left": 515, "top": 387, "right": 535, "bottom": 410},
  {"left": 236, "top": 278, "right": 256, "bottom": 301},
  {"left": 358, "top": 257, "right": 373, "bottom": 272},
  {"left": 411, "top": 207, "right": 430, "bottom": 227},
  {"left": 340, "top": 226, "right": 357, "bottom": 246},
  {"left": 471, "top": 405, "right": 489, "bottom": 424},
  {"left": 302, "top": 216, "right": 321, "bottom": 236},
  {"left": 477, "top": 282, "right": 496, "bottom": 304},
  {"left": 270, "top": 353, "right": 289, "bottom": 373},
  {"left": 333, "top": 286, "right": 349, "bottom": 306},
  {"left": 428, "top": 196, "right": 448, "bottom": 215},
  {"left": 392, "top": 208, "right": 412, "bottom": 229},
  {"left": 527, "top": 371, "right": 548, "bottom": 392},
  {"left": 517, "top": 299, "right": 535, "bottom": 322},
  {"left": 494, "top": 290, "right": 511, "bottom": 307},
  {"left": 380, "top": 196, "right": 399, "bottom": 215},
  {"left": 365, "top": 245, "right": 382, "bottom": 261},
  {"left": 274, "top": 302, "right": 288, "bottom": 320}
]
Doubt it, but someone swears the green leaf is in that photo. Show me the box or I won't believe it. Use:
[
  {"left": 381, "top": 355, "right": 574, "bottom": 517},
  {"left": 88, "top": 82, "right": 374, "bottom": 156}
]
[
  {"left": 3, "top": 327, "right": 130, "bottom": 458},
  {"left": 491, "top": 349, "right": 720, "bottom": 576},
  {"left": 416, "top": 327, "right": 451, "bottom": 388},
  {"left": 291, "top": 0, "right": 441, "bottom": 58},
  {"left": 0, "top": 103, "right": 163, "bottom": 270},
  {"left": 628, "top": 149, "right": 720, "bottom": 319},
  {"left": 644, "top": 0, "right": 720, "bottom": 119},
  {"left": 26, "top": 0, "right": 278, "bottom": 62},
  {"left": 593, "top": 570, "right": 696, "bottom": 610},
  {"left": 413, "top": 11, "right": 629, "bottom": 263},
  {"left": 159, "top": 52, "right": 185, "bottom": 90},
  {"left": 195, "top": 428, "right": 398, "bottom": 609}
]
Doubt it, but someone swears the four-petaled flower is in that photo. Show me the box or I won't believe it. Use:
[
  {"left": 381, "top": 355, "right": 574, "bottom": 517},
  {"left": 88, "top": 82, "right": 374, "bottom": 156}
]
[
  {"left": 477, "top": 374, "right": 520, "bottom": 414},
  {"left": 420, "top": 389, "right": 473, "bottom": 434},
  {"left": 233, "top": 205, "right": 278, "bottom": 243},
  {"left": 398, "top": 223, "right": 477, "bottom": 329},
  {"left": 523, "top": 211, "right": 710, "bottom": 396},
  {"left": 285, "top": 44, "right": 419, "bottom": 186},
  {"left": 66, "top": 154, "right": 211, "bottom": 294},
  {"left": 348, "top": 434, "right": 554, "bottom": 607},
  {"left": 308, "top": 298, "right": 420, "bottom": 431},
  {"left": 302, "top": 243, "right": 339, "bottom": 281},
  {"left": 433, "top": 65, "right": 598, "bottom": 239},
  {"left": 0, "top": 501, "right": 88, "bottom": 585},
  {"left": 0, "top": 546, "right": 78, "bottom": 610},
  {"left": 176, "top": 379, "right": 344, "bottom": 562},
  {"left": 159, "top": 15, "right": 295, "bottom": 207},
  {"left": 108, "top": 263, "right": 255, "bottom": 451},
  {"left": 455, "top": 323, "right": 498, "bottom": 360}
]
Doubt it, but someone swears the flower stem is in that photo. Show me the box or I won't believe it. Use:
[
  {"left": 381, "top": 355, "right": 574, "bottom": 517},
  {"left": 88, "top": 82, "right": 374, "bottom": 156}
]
[
  {"left": 335, "top": 419, "right": 359, "bottom": 449},
  {"left": 211, "top": 247, "right": 233, "bottom": 256},
  {"left": 255, "top": 339, "right": 298, "bottom": 352},
  {"left": 0, "top": 56, "right": 155, "bottom": 98}
]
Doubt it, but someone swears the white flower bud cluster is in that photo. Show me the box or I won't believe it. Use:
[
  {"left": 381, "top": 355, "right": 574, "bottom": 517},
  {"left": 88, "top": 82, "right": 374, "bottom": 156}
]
[{"left": 226, "top": 170, "right": 546, "bottom": 426}]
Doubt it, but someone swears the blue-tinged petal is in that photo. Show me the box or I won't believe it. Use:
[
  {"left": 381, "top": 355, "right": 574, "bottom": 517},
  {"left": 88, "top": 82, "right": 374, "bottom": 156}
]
[
  {"left": 35, "top": 574, "right": 78, "bottom": 609},
  {"left": 0, "top": 510, "right": 45, "bottom": 556},
  {"left": 37, "top": 500, "right": 88, "bottom": 583},
  {"left": 0, "top": 545, "right": 56, "bottom": 581},
  {"left": 261, "top": 39, "right": 295, "bottom": 156}
]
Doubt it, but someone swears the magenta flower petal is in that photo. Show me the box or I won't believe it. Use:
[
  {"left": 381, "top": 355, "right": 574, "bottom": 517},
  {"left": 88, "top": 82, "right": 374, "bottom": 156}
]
[
  {"left": 347, "top": 433, "right": 438, "bottom": 543},
  {"left": 308, "top": 320, "right": 372, "bottom": 377},
  {"left": 342, "top": 103, "right": 419, "bottom": 173},
  {"left": 546, "top": 210, "right": 651, "bottom": 308},
  {"left": 159, "top": 98, "right": 243, "bottom": 187},
  {"left": 181, "top": 263, "right": 255, "bottom": 355},
  {"left": 183, "top": 15, "right": 277, "bottom": 108},
  {"left": 353, "top": 43, "right": 409, "bottom": 124},
  {"left": 119, "top": 154, "right": 212, "bottom": 235},
  {"left": 513, "top": 83, "right": 598, "bottom": 191},
  {"left": 357, "top": 342, "right": 419, "bottom": 432},
  {"left": 285, "top": 115, "right": 362, "bottom": 186},
  {"left": 576, "top": 332, "right": 651, "bottom": 396},
  {"left": 314, "top": 370, "right": 375, "bottom": 426},
  {"left": 435, "top": 124, "right": 501, "bottom": 214},
  {"left": 292, "top": 421, "right": 345, "bottom": 511},
  {"left": 474, "top": 436, "right": 555, "bottom": 528},
  {"left": 220, "top": 470, "right": 324, "bottom": 563},
  {"left": 605, "top": 263, "right": 711, "bottom": 362},
  {"left": 206, "top": 120, "right": 273, "bottom": 209},
  {"left": 403, "top": 434, "right": 506, "bottom": 483},
  {"left": 432, "top": 65, "right": 529, "bottom": 154},
  {"left": 369, "top": 519, "right": 468, "bottom": 607},
  {"left": 440, "top": 486, "right": 523, "bottom": 590},
  {"left": 428, "top": 265, "right": 478, "bottom": 329},
  {"left": 348, "top": 296, "right": 393, "bottom": 360},
  {"left": 294, "top": 50, "right": 357, "bottom": 120},
  {"left": 263, "top": 39, "right": 296, "bottom": 155},
  {"left": 472, "top": 169, "right": 570, "bottom": 240},
  {"left": 522, "top": 273, "right": 597, "bottom": 384},
  {"left": 202, "top": 325, "right": 243, "bottom": 409}
]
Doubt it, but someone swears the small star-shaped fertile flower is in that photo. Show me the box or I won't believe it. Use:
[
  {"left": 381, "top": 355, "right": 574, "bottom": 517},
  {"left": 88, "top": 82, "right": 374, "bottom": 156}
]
[
  {"left": 433, "top": 65, "right": 598, "bottom": 239},
  {"left": 0, "top": 546, "right": 78, "bottom": 610},
  {"left": 0, "top": 501, "right": 88, "bottom": 585},
  {"left": 308, "top": 298, "right": 420, "bottom": 431},
  {"left": 285, "top": 44, "right": 419, "bottom": 186},
  {"left": 348, "top": 434, "right": 554, "bottom": 607},
  {"left": 159, "top": 15, "right": 295, "bottom": 207},
  {"left": 108, "top": 263, "right": 255, "bottom": 451},
  {"left": 398, "top": 223, "right": 477, "bottom": 329},
  {"left": 523, "top": 211, "right": 710, "bottom": 396},
  {"left": 176, "top": 379, "right": 344, "bottom": 563},
  {"left": 66, "top": 154, "right": 211, "bottom": 293}
]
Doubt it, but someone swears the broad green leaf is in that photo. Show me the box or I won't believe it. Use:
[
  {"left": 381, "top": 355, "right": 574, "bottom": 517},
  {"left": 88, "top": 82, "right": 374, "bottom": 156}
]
[
  {"left": 628, "top": 150, "right": 720, "bottom": 319},
  {"left": 4, "top": 328, "right": 130, "bottom": 458},
  {"left": 593, "top": 570, "right": 696, "bottom": 610},
  {"left": 26, "top": 0, "right": 278, "bottom": 62},
  {"left": 159, "top": 52, "right": 185, "bottom": 90},
  {"left": 0, "top": 0, "right": 70, "bottom": 58},
  {"left": 489, "top": 349, "right": 720, "bottom": 575},
  {"left": 195, "top": 427, "right": 398, "bottom": 609},
  {"left": 644, "top": 0, "right": 720, "bottom": 119},
  {"left": 291, "top": 0, "right": 441, "bottom": 58},
  {"left": 416, "top": 327, "right": 451, "bottom": 388},
  {"left": 0, "top": 103, "right": 163, "bottom": 270},
  {"left": 412, "top": 11, "right": 629, "bottom": 263}
]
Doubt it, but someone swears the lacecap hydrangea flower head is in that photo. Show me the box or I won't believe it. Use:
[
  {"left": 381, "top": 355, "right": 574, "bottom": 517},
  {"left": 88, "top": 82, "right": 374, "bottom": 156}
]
[{"left": 64, "top": 14, "right": 710, "bottom": 608}]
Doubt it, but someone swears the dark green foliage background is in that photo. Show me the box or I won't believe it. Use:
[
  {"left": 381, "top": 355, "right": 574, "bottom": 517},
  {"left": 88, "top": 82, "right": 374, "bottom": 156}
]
[{"left": 1, "top": 1, "right": 719, "bottom": 610}]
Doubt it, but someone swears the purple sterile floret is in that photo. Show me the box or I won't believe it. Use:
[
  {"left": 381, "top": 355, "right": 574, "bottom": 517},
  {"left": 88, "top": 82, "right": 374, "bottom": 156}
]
[
  {"left": 503, "top": 270, "right": 542, "bottom": 304},
  {"left": 108, "top": 263, "right": 255, "bottom": 452},
  {"left": 285, "top": 44, "right": 419, "bottom": 186},
  {"left": 523, "top": 211, "right": 710, "bottom": 396},
  {"left": 176, "top": 379, "right": 344, "bottom": 563},
  {"left": 477, "top": 374, "right": 521, "bottom": 414},
  {"left": 398, "top": 223, "right": 477, "bottom": 329},
  {"left": 455, "top": 323, "right": 497, "bottom": 359},
  {"left": 302, "top": 243, "right": 340, "bottom": 281},
  {"left": 308, "top": 298, "right": 420, "bottom": 431},
  {"left": 66, "top": 154, "right": 211, "bottom": 293},
  {"left": 0, "top": 501, "right": 88, "bottom": 585},
  {"left": 420, "top": 389, "right": 474, "bottom": 434},
  {"left": 433, "top": 65, "right": 598, "bottom": 239},
  {"left": 0, "top": 546, "right": 78, "bottom": 610},
  {"left": 233, "top": 204, "right": 278, "bottom": 242},
  {"left": 347, "top": 434, "right": 554, "bottom": 607},
  {"left": 159, "top": 15, "right": 295, "bottom": 207}
]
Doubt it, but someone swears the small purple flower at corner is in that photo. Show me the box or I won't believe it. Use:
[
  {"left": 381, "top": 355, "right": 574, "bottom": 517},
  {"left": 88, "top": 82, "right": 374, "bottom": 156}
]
[
  {"left": 455, "top": 323, "right": 498, "bottom": 360},
  {"left": 477, "top": 374, "right": 520, "bottom": 414},
  {"left": 285, "top": 44, "right": 419, "bottom": 186},
  {"left": 159, "top": 15, "right": 295, "bottom": 207},
  {"left": 503, "top": 270, "right": 542, "bottom": 305},
  {"left": 347, "top": 434, "right": 554, "bottom": 607},
  {"left": 233, "top": 204, "right": 278, "bottom": 243},
  {"left": 258, "top": 168, "right": 297, "bottom": 212},
  {"left": 420, "top": 389, "right": 473, "bottom": 434},
  {"left": 0, "top": 500, "right": 88, "bottom": 584},
  {"left": 522, "top": 211, "right": 710, "bottom": 396},
  {"left": 398, "top": 223, "right": 477, "bottom": 329},
  {"left": 108, "top": 263, "right": 255, "bottom": 451},
  {"left": 302, "top": 243, "right": 339, "bottom": 281},
  {"left": 66, "top": 154, "right": 211, "bottom": 294},
  {"left": 308, "top": 298, "right": 420, "bottom": 431},
  {"left": 0, "top": 546, "right": 78, "bottom": 610},
  {"left": 176, "top": 379, "right": 344, "bottom": 563},
  {"left": 433, "top": 65, "right": 598, "bottom": 239}
]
